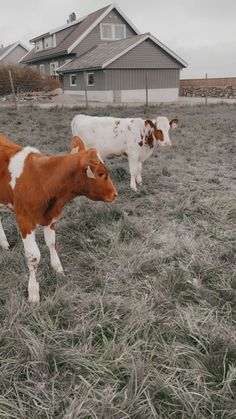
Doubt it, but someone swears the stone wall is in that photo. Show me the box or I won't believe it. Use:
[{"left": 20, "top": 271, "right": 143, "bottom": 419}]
[{"left": 180, "top": 77, "right": 236, "bottom": 98}]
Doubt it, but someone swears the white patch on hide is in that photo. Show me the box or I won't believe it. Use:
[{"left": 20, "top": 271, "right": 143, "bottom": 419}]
[{"left": 9, "top": 146, "right": 39, "bottom": 189}]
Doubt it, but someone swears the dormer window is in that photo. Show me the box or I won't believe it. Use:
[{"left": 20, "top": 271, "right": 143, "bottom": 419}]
[
  {"left": 100, "top": 23, "right": 126, "bottom": 40},
  {"left": 35, "top": 40, "right": 43, "bottom": 52},
  {"left": 44, "top": 35, "right": 55, "bottom": 49}
]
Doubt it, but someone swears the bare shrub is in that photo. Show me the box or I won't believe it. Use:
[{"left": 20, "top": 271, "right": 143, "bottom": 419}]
[{"left": 0, "top": 64, "right": 62, "bottom": 96}]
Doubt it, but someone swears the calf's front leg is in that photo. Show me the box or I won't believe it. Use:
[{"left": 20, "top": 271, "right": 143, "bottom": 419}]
[
  {"left": 128, "top": 156, "right": 138, "bottom": 192},
  {"left": 0, "top": 216, "right": 10, "bottom": 250},
  {"left": 44, "top": 224, "right": 64, "bottom": 274},
  {"left": 136, "top": 161, "right": 143, "bottom": 185},
  {"left": 22, "top": 230, "right": 41, "bottom": 303}
]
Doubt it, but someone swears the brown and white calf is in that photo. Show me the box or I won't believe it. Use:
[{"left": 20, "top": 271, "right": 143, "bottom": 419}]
[
  {"left": 0, "top": 134, "right": 117, "bottom": 303},
  {"left": 71, "top": 114, "right": 179, "bottom": 191}
]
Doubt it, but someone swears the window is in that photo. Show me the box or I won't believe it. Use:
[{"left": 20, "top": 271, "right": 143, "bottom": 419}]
[
  {"left": 100, "top": 23, "right": 113, "bottom": 40},
  {"left": 45, "top": 35, "right": 55, "bottom": 49},
  {"left": 35, "top": 40, "right": 43, "bottom": 51},
  {"left": 50, "top": 62, "right": 59, "bottom": 76},
  {"left": 87, "top": 73, "right": 94, "bottom": 86},
  {"left": 39, "top": 64, "right": 45, "bottom": 78},
  {"left": 70, "top": 74, "right": 77, "bottom": 86},
  {"left": 100, "top": 23, "right": 126, "bottom": 40},
  {"left": 114, "top": 24, "right": 126, "bottom": 40}
]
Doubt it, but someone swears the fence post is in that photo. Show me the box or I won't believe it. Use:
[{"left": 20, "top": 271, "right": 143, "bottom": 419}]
[
  {"left": 83, "top": 71, "right": 88, "bottom": 108},
  {"left": 145, "top": 71, "right": 149, "bottom": 107},
  {"left": 205, "top": 73, "right": 208, "bottom": 106},
  {"left": 8, "top": 70, "right": 18, "bottom": 111}
]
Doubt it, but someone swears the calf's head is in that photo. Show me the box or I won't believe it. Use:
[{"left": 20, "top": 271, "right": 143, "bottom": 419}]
[
  {"left": 145, "top": 117, "right": 178, "bottom": 147},
  {"left": 70, "top": 136, "right": 117, "bottom": 203}
]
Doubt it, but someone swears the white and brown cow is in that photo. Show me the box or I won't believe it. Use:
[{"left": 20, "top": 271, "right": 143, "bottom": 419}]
[
  {"left": 0, "top": 134, "right": 117, "bottom": 303},
  {"left": 71, "top": 114, "right": 178, "bottom": 191}
]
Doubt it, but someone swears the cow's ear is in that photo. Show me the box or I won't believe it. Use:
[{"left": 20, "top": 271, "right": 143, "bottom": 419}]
[
  {"left": 70, "top": 136, "right": 86, "bottom": 153},
  {"left": 79, "top": 149, "right": 98, "bottom": 179},
  {"left": 84, "top": 149, "right": 101, "bottom": 179},
  {"left": 169, "top": 118, "right": 178, "bottom": 129},
  {"left": 145, "top": 119, "right": 155, "bottom": 130}
]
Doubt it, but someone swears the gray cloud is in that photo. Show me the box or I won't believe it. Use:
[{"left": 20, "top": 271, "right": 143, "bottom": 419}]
[{"left": 1, "top": 0, "right": 236, "bottom": 78}]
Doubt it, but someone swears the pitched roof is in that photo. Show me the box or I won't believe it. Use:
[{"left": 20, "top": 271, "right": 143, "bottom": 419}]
[
  {"left": 58, "top": 33, "right": 187, "bottom": 72},
  {"left": 0, "top": 42, "right": 29, "bottom": 62},
  {"left": 20, "top": 3, "right": 140, "bottom": 64}
]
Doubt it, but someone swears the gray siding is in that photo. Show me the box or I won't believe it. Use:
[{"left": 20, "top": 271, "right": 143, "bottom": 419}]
[
  {"left": 72, "top": 9, "right": 136, "bottom": 57},
  {"left": 108, "top": 39, "right": 181, "bottom": 69},
  {"left": 63, "top": 70, "right": 105, "bottom": 91},
  {"left": 64, "top": 68, "right": 179, "bottom": 91},
  {"left": 2, "top": 45, "right": 28, "bottom": 64},
  {"left": 105, "top": 68, "right": 180, "bottom": 90}
]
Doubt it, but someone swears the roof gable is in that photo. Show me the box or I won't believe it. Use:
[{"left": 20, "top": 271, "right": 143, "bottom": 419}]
[
  {"left": 67, "top": 3, "right": 140, "bottom": 53},
  {"left": 0, "top": 42, "right": 29, "bottom": 62},
  {"left": 58, "top": 34, "right": 187, "bottom": 73}
]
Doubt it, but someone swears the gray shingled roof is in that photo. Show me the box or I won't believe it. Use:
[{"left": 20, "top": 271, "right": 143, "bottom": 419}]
[
  {"left": 21, "top": 5, "right": 111, "bottom": 63},
  {"left": 58, "top": 34, "right": 147, "bottom": 72}
]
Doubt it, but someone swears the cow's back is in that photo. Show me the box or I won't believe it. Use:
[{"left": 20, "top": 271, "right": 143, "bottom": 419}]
[{"left": 71, "top": 115, "right": 143, "bottom": 158}]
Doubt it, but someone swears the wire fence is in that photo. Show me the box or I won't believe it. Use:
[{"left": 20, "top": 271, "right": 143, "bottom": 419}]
[{"left": 0, "top": 65, "right": 62, "bottom": 97}]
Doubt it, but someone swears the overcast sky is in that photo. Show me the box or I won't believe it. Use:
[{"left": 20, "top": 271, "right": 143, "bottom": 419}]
[{"left": 1, "top": 0, "right": 236, "bottom": 79}]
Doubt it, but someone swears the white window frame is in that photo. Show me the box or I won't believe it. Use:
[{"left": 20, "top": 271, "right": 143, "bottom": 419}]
[
  {"left": 114, "top": 24, "right": 126, "bottom": 40},
  {"left": 39, "top": 64, "right": 45, "bottom": 78},
  {"left": 44, "top": 35, "right": 55, "bottom": 50},
  {"left": 100, "top": 23, "right": 126, "bottom": 40},
  {"left": 50, "top": 61, "right": 59, "bottom": 76},
  {"left": 70, "top": 74, "right": 77, "bottom": 86},
  {"left": 87, "top": 72, "right": 95, "bottom": 86},
  {"left": 35, "top": 40, "right": 43, "bottom": 52}
]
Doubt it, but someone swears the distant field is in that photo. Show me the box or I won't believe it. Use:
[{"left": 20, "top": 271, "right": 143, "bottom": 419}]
[{"left": 0, "top": 104, "right": 236, "bottom": 418}]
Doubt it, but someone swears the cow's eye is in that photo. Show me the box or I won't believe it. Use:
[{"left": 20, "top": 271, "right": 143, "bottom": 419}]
[{"left": 98, "top": 172, "right": 104, "bottom": 177}]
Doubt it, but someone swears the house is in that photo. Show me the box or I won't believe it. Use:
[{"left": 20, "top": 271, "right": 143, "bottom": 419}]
[
  {"left": 21, "top": 3, "right": 187, "bottom": 103},
  {"left": 0, "top": 42, "right": 29, "bottom": 65}
]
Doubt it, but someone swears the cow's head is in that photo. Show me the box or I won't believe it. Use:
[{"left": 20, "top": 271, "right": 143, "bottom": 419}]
[
  {"left": 145, "top": 117, "right": 178, "bottom": 147},
  {"left": 70, "top": 136, "right": 117, "bottom": 203}
]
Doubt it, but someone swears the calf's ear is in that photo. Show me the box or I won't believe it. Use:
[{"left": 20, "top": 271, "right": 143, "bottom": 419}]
[
  {"left": 70, "top": 136, "right": 86, "bottom": 153},
  {"left": 145, "top": 119, "right": 155, "bottom": 130},
  {"left": 169, "top": 118, "right": 179, "bottom": 129}
]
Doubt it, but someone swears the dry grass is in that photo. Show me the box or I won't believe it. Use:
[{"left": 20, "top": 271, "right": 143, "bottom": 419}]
[{"left": 0, "top": 103, "right": 236, "bottom": 418}]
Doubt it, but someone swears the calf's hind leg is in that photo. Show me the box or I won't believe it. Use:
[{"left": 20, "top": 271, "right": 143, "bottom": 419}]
[{"left": 0, "top": 216, "right": 10, "bottom": 250}]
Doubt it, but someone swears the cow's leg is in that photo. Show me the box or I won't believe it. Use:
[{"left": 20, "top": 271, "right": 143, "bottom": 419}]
[
  {"left": 0, "top": 216, "right": 10, "bottom": 250},
  {"left": 22, "top": 230, "right": 41, "bottom": 303},
  {"left": 44, "top": 224, "right": 64, "bottom": 274},
  {"left": 136, "top": 161, "right": 143, "bottom": 185},
  {"left": 128, "top": 156, "right": 138, "bottom": 192}
]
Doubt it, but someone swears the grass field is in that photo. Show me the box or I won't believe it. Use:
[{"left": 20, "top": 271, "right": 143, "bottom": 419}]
[{"left": 0, "top": 103, "right": 236, "bottom": 418}]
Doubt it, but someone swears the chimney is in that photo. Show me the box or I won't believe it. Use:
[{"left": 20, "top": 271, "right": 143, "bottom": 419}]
[{"left": 68, "top": 12, "right": 76, "bottom": 23}]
